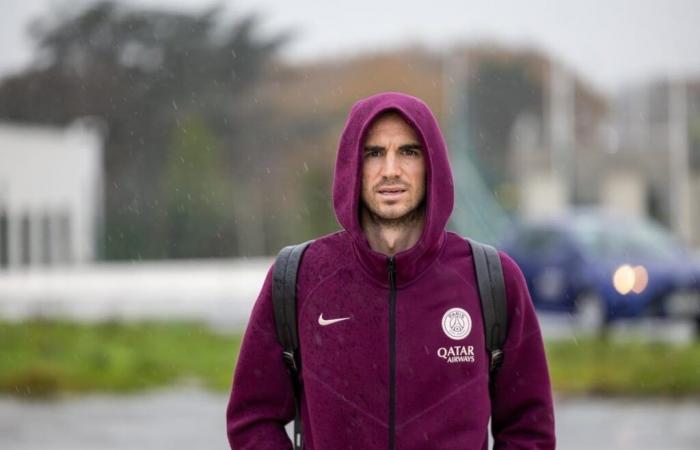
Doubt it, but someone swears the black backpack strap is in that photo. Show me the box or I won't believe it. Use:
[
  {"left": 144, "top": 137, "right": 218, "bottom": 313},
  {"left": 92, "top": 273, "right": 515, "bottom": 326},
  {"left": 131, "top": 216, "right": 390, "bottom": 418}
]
[
  {"left": 468, "top": 239, "right": 508, "bottom": 376},
  {"left": 272, "top": 240, "right": 312, "bottom": 450}
]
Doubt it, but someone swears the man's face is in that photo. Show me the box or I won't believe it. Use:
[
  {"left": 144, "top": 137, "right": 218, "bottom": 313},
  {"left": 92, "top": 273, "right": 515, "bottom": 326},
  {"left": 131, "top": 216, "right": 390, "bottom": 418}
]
[{"left": 361, "top": 113, "right": 426, "bottom": 223}]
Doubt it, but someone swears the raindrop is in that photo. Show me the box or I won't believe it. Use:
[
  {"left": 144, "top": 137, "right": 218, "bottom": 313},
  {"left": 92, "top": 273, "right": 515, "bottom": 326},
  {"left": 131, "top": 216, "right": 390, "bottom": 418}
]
[
  {"left": 172, "top": 100, "right": 178, "bottom": 110},
  {"left": 303, "top": 162, "right": 309, "bottom": 172}
]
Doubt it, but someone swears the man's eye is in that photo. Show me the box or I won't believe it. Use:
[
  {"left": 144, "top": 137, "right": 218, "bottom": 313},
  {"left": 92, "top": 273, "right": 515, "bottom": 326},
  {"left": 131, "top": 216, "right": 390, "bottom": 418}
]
[
  {"left": 365, "top": 150, "right": 382, "bottom": 158},
  {"left": 401, "top": 148, "right": 420, "bottom": 156}
]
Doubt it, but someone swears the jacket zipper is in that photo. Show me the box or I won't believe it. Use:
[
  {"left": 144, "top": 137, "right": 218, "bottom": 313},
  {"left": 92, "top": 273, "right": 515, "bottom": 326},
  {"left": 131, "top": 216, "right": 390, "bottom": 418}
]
[{"left": 387, "top": 256, "right": 396, "bottom": 450}]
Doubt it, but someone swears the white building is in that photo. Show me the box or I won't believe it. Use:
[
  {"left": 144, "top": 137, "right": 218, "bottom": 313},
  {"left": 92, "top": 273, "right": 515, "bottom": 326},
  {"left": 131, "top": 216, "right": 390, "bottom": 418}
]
[
  {"left": 611, "top": 80, "right": 700, "bottom": 246},
  {"left": 0, "top": 120, "right": 104, "bottom": 271}
]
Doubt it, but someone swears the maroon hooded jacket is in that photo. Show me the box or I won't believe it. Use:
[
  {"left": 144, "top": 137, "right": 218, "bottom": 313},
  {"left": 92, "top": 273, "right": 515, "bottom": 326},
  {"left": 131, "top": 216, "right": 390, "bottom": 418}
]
[{"left": 226, "top": 92, "right": 556, "bottom": 449}]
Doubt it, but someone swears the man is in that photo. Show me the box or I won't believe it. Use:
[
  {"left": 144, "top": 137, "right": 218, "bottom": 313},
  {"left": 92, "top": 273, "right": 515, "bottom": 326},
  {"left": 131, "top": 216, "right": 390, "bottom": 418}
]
[{"left": 227, "top": 92, "right": 555, "bottom": 449}]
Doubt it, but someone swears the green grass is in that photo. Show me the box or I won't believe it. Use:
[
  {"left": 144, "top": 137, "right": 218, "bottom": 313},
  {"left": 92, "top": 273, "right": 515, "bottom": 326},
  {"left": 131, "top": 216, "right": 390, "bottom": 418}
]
[
  {"left": 0, "top": 319, "right": 241, "bottom": 397},
  {"left": 2, "top": 320, "right": 700, "bottom": 398},
  {"left": 546, "top": 338, "right": 700, "bottom": 397}
]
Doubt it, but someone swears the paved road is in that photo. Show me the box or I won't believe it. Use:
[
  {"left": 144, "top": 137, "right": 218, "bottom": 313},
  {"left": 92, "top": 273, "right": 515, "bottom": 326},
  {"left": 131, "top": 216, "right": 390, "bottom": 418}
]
[
  {"left": 555, "top": 396, "right": 700, "bottom": 449},
  {"left": 1, "top": 388, "right": 699, "bottom": 449}
]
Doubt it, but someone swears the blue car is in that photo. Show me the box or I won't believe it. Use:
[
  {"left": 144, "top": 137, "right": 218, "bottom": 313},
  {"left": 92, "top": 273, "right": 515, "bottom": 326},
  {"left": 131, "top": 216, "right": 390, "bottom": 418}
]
[{"left": 500, "top": 210, "right": 700, "bottom": 334}]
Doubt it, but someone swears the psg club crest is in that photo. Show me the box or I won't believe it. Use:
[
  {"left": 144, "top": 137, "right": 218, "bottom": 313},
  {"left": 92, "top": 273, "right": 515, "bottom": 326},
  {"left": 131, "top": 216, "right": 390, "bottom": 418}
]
[{"left": 441, "top": 307, "right": 471, "bottom": 340}]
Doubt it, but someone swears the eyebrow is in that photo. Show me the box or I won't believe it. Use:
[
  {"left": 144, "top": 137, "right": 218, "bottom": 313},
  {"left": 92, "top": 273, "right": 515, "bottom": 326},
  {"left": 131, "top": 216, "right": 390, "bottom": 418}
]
[
  {"left": 399, "top": 144, "right": 423, "bottom": 152},
  {"left": 363, "top": 143, "right": 423, "bottom": 152}
]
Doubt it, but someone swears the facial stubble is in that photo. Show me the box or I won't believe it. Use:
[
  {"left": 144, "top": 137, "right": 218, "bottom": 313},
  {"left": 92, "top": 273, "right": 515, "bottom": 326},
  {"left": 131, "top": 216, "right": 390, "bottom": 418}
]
[{"left": 361, "top": 197, "right": 426, "bottom": 230}]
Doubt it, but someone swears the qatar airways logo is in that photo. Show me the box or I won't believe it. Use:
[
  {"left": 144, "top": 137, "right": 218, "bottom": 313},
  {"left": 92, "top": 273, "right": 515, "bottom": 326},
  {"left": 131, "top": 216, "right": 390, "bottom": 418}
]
[{"left": 437, "top": 345, "right": 475, "bottom": 364}]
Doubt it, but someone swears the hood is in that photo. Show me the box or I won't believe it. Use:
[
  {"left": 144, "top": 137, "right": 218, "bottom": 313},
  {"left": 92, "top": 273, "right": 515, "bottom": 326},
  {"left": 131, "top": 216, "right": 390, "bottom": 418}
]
[{"left": 332, "top": 92, "right": 455, "bottom": 286}]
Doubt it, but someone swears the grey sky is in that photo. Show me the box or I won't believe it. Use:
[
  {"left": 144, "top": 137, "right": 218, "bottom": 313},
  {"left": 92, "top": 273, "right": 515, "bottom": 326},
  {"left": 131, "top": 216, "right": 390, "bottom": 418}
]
[{"left": 2, "top": 0, "right": 700, "bottom": 94}]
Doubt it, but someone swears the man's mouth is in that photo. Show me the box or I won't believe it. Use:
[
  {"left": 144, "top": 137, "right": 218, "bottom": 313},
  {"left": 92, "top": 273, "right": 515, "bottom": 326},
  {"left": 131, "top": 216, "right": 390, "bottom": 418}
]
[{"left": 377, "top": 186, "right": 407, "bottom": 197}]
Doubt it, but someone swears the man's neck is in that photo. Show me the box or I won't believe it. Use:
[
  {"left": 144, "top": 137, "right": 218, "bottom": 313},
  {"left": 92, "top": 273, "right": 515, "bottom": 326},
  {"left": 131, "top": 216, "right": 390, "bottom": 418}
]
[{"left": 360, "top": 207, "right": 425, "bottom": 257}]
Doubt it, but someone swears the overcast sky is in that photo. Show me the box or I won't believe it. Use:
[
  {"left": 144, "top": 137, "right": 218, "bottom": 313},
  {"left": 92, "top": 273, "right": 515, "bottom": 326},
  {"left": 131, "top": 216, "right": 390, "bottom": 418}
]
[{"left": 2, "top": 0, "right": 700, "bottom": 94}]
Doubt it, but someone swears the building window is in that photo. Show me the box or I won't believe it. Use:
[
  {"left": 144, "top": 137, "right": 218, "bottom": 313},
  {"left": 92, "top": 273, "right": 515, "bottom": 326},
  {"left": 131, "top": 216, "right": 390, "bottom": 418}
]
[
  {"left": 21, "top": 214, "right": 31, "bottom": 266},
  {"left": 0, "top": 211, "right": 7, "bottom": 268},
  {"left": 41, "top": 212, "right": 52, "bottom": 265},
  {"left": 57, "top": 212, "right": 72, "bottom": 264}
]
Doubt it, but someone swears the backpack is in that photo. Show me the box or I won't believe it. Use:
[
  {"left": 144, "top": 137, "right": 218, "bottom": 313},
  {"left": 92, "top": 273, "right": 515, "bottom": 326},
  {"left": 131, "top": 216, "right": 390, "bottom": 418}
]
[{"left": 271, "top": 238, "right": 508, "bottom": 450}]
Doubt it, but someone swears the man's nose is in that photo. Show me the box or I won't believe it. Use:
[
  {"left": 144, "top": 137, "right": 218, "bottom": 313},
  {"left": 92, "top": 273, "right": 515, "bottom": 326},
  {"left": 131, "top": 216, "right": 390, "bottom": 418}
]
[{"left": 381, "top": 149, "right": 401, "bottom": 179}]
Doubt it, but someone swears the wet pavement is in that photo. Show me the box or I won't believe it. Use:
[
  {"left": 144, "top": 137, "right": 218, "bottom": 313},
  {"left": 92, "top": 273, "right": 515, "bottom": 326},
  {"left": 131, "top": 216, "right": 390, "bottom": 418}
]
[
  {"left": 1, "top": 387, "right": 699, "bottom": 449},
  {"left": 555, "top": 396, "right": 700, "bottom": 449},
  {"left": 0, "top": 388, "right": 228, "bottom": 450}
]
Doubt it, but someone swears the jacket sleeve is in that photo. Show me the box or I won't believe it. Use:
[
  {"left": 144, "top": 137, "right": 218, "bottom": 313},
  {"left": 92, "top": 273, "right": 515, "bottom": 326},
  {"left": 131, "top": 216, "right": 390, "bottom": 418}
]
[
  {"left": 226, "top": 265, "right": 295, "bottom": 450},
  {"left": 490, "top": 252, "right": 556, "bottom": 450}
]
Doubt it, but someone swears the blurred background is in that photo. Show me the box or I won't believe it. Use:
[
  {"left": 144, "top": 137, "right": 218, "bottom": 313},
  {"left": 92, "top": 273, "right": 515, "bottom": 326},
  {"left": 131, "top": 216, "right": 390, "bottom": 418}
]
[{"left": 1, "top": 0, "right": 700, "bottom": 449}]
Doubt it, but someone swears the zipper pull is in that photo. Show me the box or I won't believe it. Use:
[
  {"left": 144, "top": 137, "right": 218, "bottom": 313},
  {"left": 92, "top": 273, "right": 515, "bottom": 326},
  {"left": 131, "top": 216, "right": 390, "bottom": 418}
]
[{"left": 387, "top": 256, "right": 396, "bottom": 284}]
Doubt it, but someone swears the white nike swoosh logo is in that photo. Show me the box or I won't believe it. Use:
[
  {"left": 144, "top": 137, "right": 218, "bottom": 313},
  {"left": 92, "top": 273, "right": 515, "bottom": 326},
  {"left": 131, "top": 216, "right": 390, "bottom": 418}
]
[{"left": 318, "top": 314, "right": 351, "bottom": 326}]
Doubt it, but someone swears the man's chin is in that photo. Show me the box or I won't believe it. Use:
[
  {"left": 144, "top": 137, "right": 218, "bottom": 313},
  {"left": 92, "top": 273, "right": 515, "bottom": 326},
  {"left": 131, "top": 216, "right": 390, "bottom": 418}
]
[
  {"left": 372, "top": 206, "right": 406, "bottom": 221},
  {"left": 367, "top": 206, "right": 423, "bottom": 225}
]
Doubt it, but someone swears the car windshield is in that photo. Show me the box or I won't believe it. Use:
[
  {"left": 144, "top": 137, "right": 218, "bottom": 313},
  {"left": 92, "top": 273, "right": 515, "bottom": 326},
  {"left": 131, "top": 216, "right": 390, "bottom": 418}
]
[{"left": 570, "top": 216, "right": 685, "bottom": 261}]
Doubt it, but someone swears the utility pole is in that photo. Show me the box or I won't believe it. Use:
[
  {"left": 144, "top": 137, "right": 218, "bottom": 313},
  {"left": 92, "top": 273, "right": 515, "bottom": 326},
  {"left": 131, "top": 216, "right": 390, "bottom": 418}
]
[{"left": 669, "top": 80, "right": 691, "bottom": 243}]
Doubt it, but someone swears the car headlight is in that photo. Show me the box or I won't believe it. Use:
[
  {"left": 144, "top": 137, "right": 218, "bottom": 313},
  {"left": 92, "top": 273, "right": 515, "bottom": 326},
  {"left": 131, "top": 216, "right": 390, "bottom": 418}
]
[{"left": 612, "top": 265, "right": 649, "bottom": 295}]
